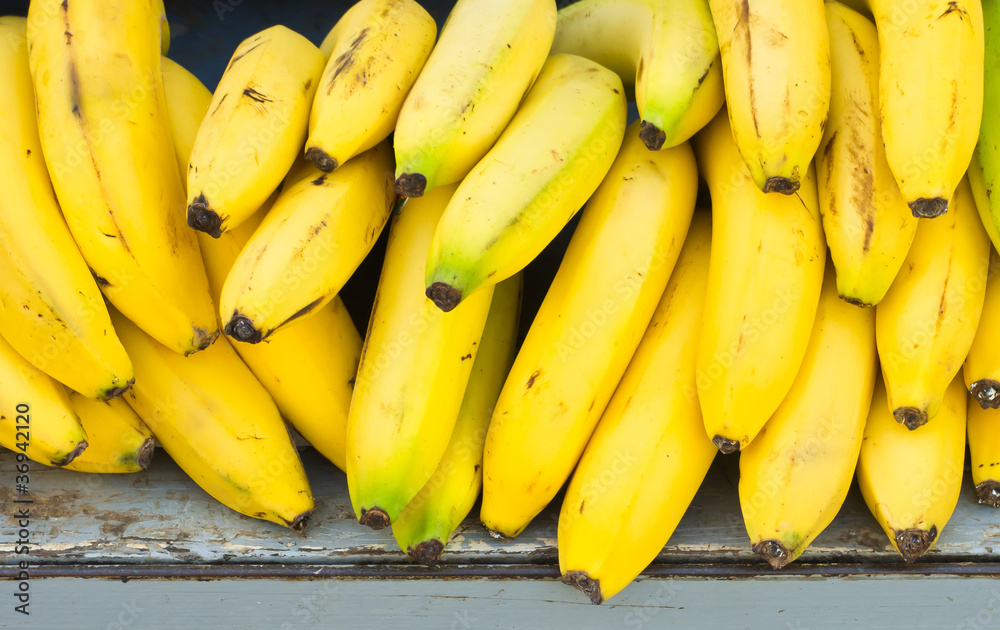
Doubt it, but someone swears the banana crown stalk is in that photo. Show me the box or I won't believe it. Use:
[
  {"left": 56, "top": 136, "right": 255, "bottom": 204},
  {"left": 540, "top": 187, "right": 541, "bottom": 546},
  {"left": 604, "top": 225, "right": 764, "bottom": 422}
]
[
  {"left": 306, "top": 0, "right": 437, "bottom": 173},
  {"left": 392, "top": 0, "right": 557, "bottom": 197},
  {"left": 551, "top": 0, "right": 724, "bottom": 150},
  {"left": 186, "top": 25, "right": 326, "bottom": 237},
  {"left": 424, "top": 53, "right": 627, "bottom": 313}
]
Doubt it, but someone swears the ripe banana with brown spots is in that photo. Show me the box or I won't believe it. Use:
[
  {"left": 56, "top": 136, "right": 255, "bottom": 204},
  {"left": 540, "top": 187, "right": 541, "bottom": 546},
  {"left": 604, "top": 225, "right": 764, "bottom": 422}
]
[
  {"left": 186, "top": 25, "right": 325, "bottom": 237},
  {"left": 27, "top": 0, "right": 218, "bottom": 356},
  {"left": 306, "top": 0, "right": 436, "bottom": 173},
  {"left": 707, "top": 0, "right": 831, "bottom": 195}
]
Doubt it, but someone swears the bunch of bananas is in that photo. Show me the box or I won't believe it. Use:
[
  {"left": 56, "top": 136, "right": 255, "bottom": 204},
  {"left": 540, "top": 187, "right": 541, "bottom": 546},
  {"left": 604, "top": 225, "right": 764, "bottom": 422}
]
[{"left": 2, "top": 0, "right": 1000, "bottom": 606}]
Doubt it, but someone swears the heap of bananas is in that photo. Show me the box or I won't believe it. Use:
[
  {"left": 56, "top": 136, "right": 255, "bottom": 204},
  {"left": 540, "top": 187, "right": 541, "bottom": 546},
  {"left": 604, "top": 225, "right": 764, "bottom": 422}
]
[{"left": 2, "top": 0, "right": 1000, "bottom": 604}]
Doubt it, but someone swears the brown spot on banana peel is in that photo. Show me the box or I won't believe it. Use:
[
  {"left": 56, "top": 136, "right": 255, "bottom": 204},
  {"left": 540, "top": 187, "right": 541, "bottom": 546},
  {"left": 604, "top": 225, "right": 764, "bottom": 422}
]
[
  {"left": 894, "top": 526, "right": 937, "bottom": 562},
  {"left": 52, "top": 440, "right": 89, "bottom": 467},
  {"left": 277, "top": 297, "right": 325, "bottom": 331},
  {"left": 842, "top": 296, "right": 873, "bottom": 308},
  {"left": 893, "top": 406, "right": 928, "bottom": 430},
  {"left": 407, "top": 539, "right": 444, "bottom": 566},
  {"left": 764, "top": 176, "right": 799, "bottom": 195},
  {"left": 359, "top": 507, "right": 390, "bottom": 530},
  {"left": 938, "top": 1, "right": 969, "bottom": 20},
  {"left": 305, "top": 147, "right": 338, "bottom": 173},
  {"left": 752, "top": 539, "right": 793, "bottom": 569},
  {"left": 242, "top": 87, "right": 273, "bottom": 104},
  {"left": 99, "top": 377, "right": 135, "bottom": 401},
  {"left": 135, "top": 438, "right": 155, "bottom": 470},
  {"left": 713, "top": 435, "right": 741, "bottom": 454},
  {"left": 737, "top": 0, "right": 762, "bottom": 139},
  {"left": 562, "top": 571, "right": 603, "bottom": 605},
  {"left": 526, "top": 370, "right": 540, "bottom": 389},
  {"left": 211, "top": 92, "right": 228, "bottom": 117},
  {"left": 971, "top": 380, "right": 1000, "bottom": 409},
  {"left": 976, "top": 480, "right": 1000, "bottom": 507},
  {"left": 910, "top": 197, "right": 948, "bottom": 218},
  {"left": 189, "top": 327, "right": 220, "bottom": 354},
  {"left": 227, "top": 41, "right": 265, "bottom": 73},
  {"left": 426, "top": 282, "right": 461, "bottom": 312},
  {"left": 188, "top": 194, "right": 224, "bottom": 238}
]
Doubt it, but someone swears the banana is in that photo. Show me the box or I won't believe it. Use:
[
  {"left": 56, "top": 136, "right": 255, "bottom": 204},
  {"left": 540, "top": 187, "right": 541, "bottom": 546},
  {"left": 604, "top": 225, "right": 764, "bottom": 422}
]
[
  {"left": 707, "top": 0, "right": 830, "bottom": 195},
  {"left": 481, "top": 124, "right": 697, "bottom": 539},
  {"left": 967, "top": 401, "right": 1000, "bottom": 507},
  {"left": 219, "top": 141, "right": 394, "bottom": 344},
  {"left": 692, "top": 109, "right": 826, "bottom": 454},
  {"left": 558, "top": 212, "right": 716, "bottom": 605},
  {"left": 154, "top": 0, "right": 169, "bottom": 54},
  {"left": 857, "top": 374, "right": 966, "bottom": 562},
  {"left": 876, "top": 177, "right": 989, "bottom": 429},
  {"left": 27, "top": 0, "right": 218, "bottom": 356},
  {"left": 392, "top": 0, "right": 556, "bottom": 197},
  {"left": 161, "top": 56, "right": 212, "bottom": 183},
  {"left": 425, "top": 54, "right": 627, "bottom": 313},
  {"left": 866, "top": 0, "right": 984, "bottom": 218},
  {"left": 0, "top": 17, "right": 133, "bottom": 400},
  {"left": 112, "top": 308, "right": 314, "bottom": 530},
  {"left": 62, "top": 393, "right": 154, "bottom": 474},
  {"left": 965, "top": 249, "right": 1000, "bottom": 408},
  {"left": 392, "top": 275, "right": 521, "bottom": 565},
  {"left": 186, "top": 25, "right": 325, "bottom": 237},
  {"left": 739, "top": 265, "right": 877, "bottom": 569},
  {"left": 971, "top": 0, "right": 1000, "bottom": 249},
  {"left": 347, "top": 185, "right": 495, "bottom": 529},
  {"left": 198, "top": 204, "right": 362, "bottom": 472},
  {"left": 817, "top": 2, "right": 918, "bottom": 307},
  {"left": 305, "top": 0, "right": 436, "bottom": 173},
  {"left": 550, "top": 0, "right": 723, "bottom": 150},
  {"left": 0, "top": 333, "right": 87, "bottom": 467}
]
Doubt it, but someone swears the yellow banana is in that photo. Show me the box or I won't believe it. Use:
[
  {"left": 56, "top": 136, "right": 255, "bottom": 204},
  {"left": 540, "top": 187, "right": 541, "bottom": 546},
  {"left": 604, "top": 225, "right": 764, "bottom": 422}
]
[
  {"left": 550, "top": 0, "right": 723, "bottom": 150},
  {"left": 27, "top": 0, "right": 218, "bottom": 356},
  {"left": 392, "top": 275, "right": 521, "bottom": 565},
  {"left": 965, "top": 249, "right": 1000, "bottom": 408},
  {"left": 481, "top": 124, "right": 697, "bottom": 539},
  {"left": 0, "top": 333, "right": 87, "bottom": 467},
  {"left": 392, "top": 0, "right": 556, "bottom": 197},
  {"left": 857, "top": 374, "right": 966, "bottom": 562},
  {"left": 154, "top": 0, "right": 169, "bottom": 54},
  {"left": 113, "top": 309, "right": 314, "bottom": 530},
  {"left": 707, "top": 0, "right": 831, "bottom": 194},
  {"left": 558, "top": 212, "right": 716, "bottom": 605},
  {"left": 692, "top": 109, "right": 826, "bottom": 453},
  {"left": 0, "top": 17, "right": 133, "bottom": 400},
  {"left": 347, "top": 185, "right": 495, "bottom": 529},
  {"left": 817, "top": 2, "right": 918, "bottom": 307},
  {"left": 62, "top": 393, "right": 154, "bottom": 474},
  {"left": 425, "top": 54, "right": 627, "bottom": 313},
  {"left": 967, "top": 401, "right": 1000, "bottom": 507},
  {"left": 186, "top": 25, "right": 325, "bottom": 237},
  {"left": 876, "top": 177, "right": 989, "bottom": 429},
  {"left": 199, "top": 205, "right": 362, "bottom": 472},
  {"left": 305, "top": 0, "right": 436, "bottom": 172},
  {"left": 739, "top": 265, "right": 877, "bottom": 569},
  {"left": 161, "top": 55, "right": 212, "bottom": 182},
  {"left": 866, "top": 0, "right": 983, "bottom": 217},
  {"left": 219, "top": 141, "right": 394, "bottom": 344}
]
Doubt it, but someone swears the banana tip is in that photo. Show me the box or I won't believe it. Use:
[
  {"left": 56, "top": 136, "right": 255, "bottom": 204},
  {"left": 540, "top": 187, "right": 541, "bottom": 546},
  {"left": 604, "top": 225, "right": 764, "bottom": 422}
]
[
  {"left": 483, "top": 525, "right": 512, "bottom": 542},
  {"left": 763, "top": 177, "right": 799, "bottom": 195},
  {"left": 407, "top": 539, "right": 444, "bottom": 566},
  {"left": 53, "top": 440, "right": 89, "bottom": 467},
  {"left": 908, "top": 197, "right": 948, "bottom": 218},
  {"left": 712, "top": 435, "right": 741, "bottom": 455},
  {"left": 976, "top": 480, "right": 1000, "bottom": 508},
  {"left": 894, "top": 526, "right": 937, "bottom": 562},
  {"left": 892, "top": 406, "right": 928, "bottom": 431},
  {"left": 289, "top": 510, "right": 313, "bottom": 533},
  {"left": 561, "top": 571, "right": 604, "bottom": 605},
  {"left": 638, "top": 120, "right": 666, "bottom": 151},
  {"left": 305, "top": 146, "right": 338, "bottom": 173},
  {"left": 188, "top": 327, "right": 220, "bottom": 355},
  {"left": 841, "top": 296, "right": 873, "bottom": 308},
  {"left": 970, "top": 380, "right": 1000, "bottom": 409},
  {"left": 752, "top": 539, "right": 793, "bottom": 569},
  {"left": 100, "top": 377, "right": 135, "bottom": 401},
  {"left": 359, "top": 507, "right": 390, "bottom": 530},
  {"left": 395, "top": 172, "right": 426, "bottom": 198},
  {"left": 426, "top": 282, "right": 462, "bottom": 312},
  {"left": 187, "top": 194, "right": 224, "bottom": 238},
  {"left": 224, "top": 315, "right": 263, "bottom": 344},
  {"left": 136, "top": 439, "right": 155, "bottom": 470}
]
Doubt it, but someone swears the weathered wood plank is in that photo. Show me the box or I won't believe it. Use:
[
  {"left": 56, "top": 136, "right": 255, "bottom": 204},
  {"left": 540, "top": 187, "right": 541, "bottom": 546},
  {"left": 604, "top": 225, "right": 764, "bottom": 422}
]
[{"left": 2, "top": 449, "right": 999, "bottom": 569}]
